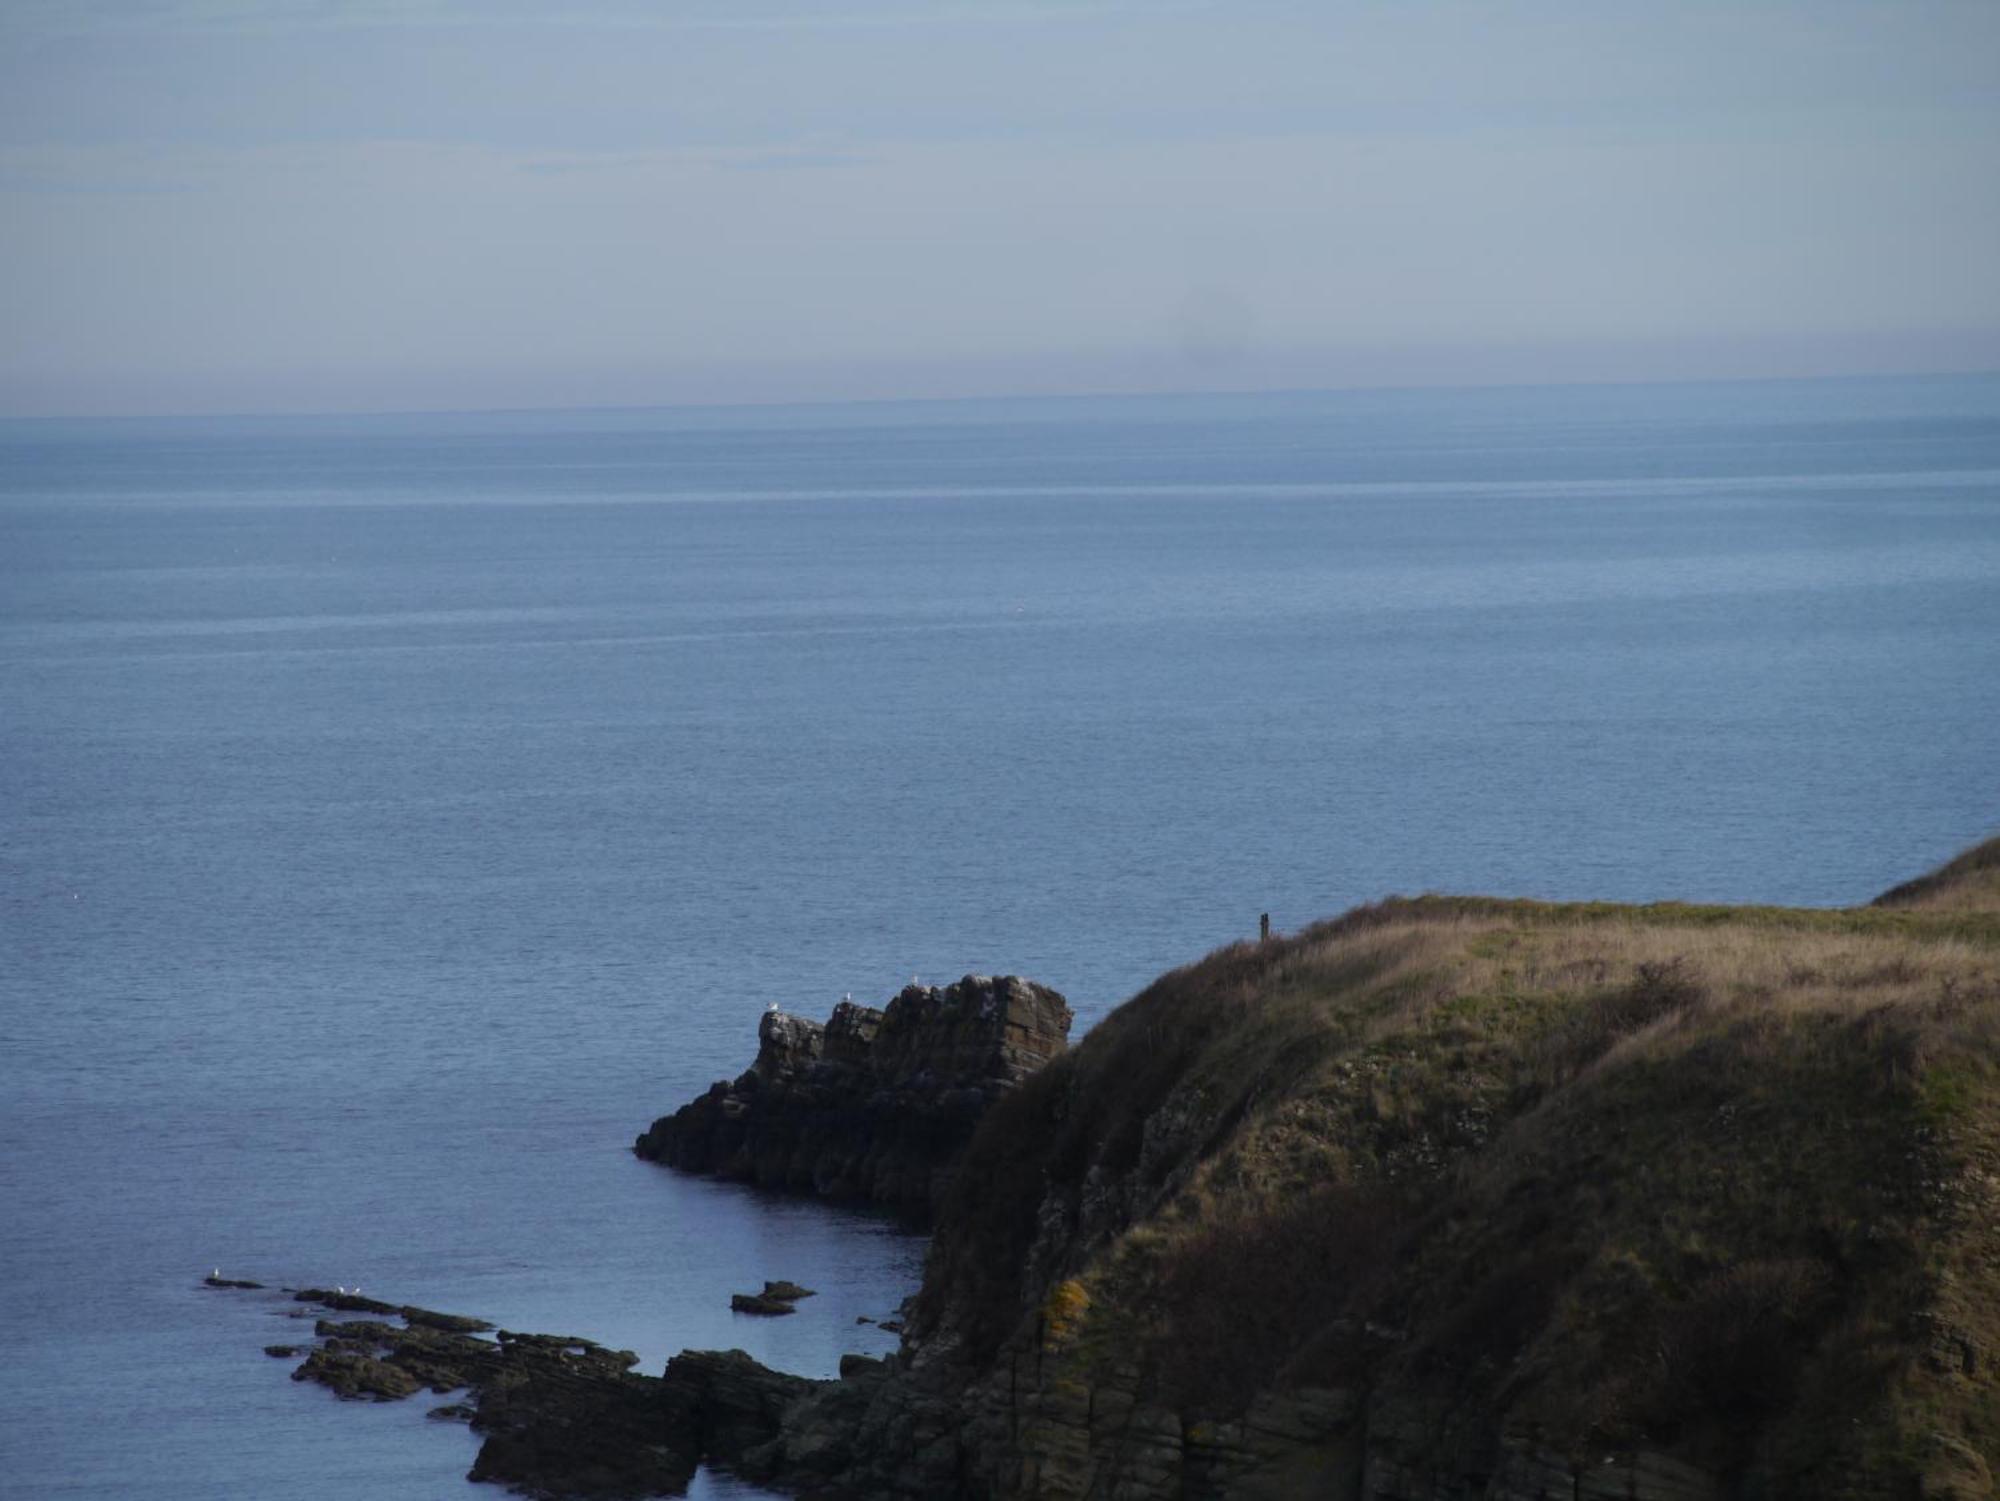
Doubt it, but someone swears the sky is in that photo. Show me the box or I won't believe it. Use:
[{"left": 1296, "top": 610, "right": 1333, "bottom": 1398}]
[{"left": 1, "top": 0, "right": 1997, "bottom": 417}]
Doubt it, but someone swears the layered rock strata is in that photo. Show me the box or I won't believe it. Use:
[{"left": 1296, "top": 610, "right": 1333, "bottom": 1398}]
[{"left": 633, "top": 974, "right": 1073, "bottom": 1219}]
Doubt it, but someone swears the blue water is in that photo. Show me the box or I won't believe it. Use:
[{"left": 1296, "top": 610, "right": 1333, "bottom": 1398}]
[{"left": 2, "top": 376, "right": 1998, "bottom": 1498}]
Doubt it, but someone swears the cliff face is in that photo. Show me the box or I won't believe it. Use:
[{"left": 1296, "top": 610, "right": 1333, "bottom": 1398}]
[
  {"left": 634, "top": 975, "right": 1073, "bottom": 1219},
  {"left": 663, "top": 836, "right": 2000, "bottom": 1501}
]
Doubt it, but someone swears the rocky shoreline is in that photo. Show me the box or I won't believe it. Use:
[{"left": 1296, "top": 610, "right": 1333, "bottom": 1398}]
[
  {"left": 233, "top": 839, "right": 2000, "bottom": 1499},
  {"left": 222, "top": 976, "right": 1077, "bottom": 1500},
  {"left": 208, "top": 1286, "right": 688, "bottom": 1499}
]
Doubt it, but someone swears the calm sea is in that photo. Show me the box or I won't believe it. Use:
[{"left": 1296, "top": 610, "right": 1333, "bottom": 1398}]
[{"left": 2, "top": 377, "right": 1998, "bottom": 1498}]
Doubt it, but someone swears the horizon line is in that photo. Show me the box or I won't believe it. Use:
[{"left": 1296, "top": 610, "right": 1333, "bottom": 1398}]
[{"left": 6, "top": 364, "right": 1998, "bottom": 430}]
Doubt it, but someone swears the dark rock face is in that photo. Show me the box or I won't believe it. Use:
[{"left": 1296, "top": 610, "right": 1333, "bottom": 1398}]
[
  {"left": 657, "top": 1346, "right": 971, "bottom": 1500},
  {"left": 659, "top": 1348, "right": 824, "bottom": 1473},
  {"left": 634, "top": 975, "right": 1072, "bottom": 1219},
  {"left": 468, "top": 1332, "right": 682, "bottom": 1501}
]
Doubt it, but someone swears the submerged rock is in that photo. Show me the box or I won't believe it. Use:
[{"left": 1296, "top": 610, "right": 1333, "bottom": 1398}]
[{"left": 634, "top": 974, "right": 1072, "bottom": 1219}]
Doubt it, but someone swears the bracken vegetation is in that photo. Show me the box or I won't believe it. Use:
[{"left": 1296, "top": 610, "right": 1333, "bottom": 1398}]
[{"left": 916, "top": 833, "right": 2000, "bottom": 1498}]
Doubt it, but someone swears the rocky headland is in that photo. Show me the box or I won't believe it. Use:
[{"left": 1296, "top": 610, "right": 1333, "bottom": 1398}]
[
  {"left": 248, "top": 835, "right": 2000, "bottom": 1499},
  {"left": 633, "top": 974, "right": 1074, "bottom": 1219}
]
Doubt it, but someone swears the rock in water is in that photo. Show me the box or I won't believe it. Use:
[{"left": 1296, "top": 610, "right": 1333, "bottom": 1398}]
[
  {"left": 633, "top": 974, "right": 1071, "bottom": 1219},
  {"left": 293, "top": 1287, "right": 400, "bottom": 1316},
  {"left": 730, "top": 1280, "right": 817, "bottom": 1316}
]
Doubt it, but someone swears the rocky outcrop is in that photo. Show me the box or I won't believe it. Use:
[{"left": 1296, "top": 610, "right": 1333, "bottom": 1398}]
[
  {"left": 731, "top": 1281, "right": 816, "bottom": 1316},
  {"left": 634, "top": 975, "right": 1072, "bottom": 1219},
  {"left": 276, "top": 1288, "right": 691, "bottom": 1499},
  {"left": 659, "top": 1349, "right": 826, "bottom": 1478}
]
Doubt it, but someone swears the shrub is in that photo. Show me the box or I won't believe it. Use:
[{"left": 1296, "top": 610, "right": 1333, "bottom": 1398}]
[{"left": 1647, "top": 1258, "right": 1839, "bottom": 1431}]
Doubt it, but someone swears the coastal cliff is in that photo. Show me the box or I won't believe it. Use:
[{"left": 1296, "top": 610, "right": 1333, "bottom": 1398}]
[
  {"left": 659, "top": 836, "right": 2000, "bottom": 1500},
  {"left": 254, "top": 836, "right": 2000, "bottom": 1500},
  {"left": 634, "top": 974, "right": 1074, "bottom": 1218}
]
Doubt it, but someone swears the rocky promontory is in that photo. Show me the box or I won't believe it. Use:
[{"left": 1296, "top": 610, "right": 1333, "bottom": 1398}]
[
  {"left": 244, "top": 835, "right": 2000, "bottom": 1499},
  {"left": 633, "top": 974, "right": 1073, "bottom": 1219},
  {"left": 650, "top": 838, "right": 2000, "bottom": 1499}
]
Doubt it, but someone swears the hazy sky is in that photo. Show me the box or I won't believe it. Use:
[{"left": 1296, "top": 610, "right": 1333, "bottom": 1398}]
[{"left": 3, "top": 0, "right": 1998, "bottom": 416}]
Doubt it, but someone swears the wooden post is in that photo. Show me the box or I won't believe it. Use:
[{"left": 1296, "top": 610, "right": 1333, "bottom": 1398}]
[{"left": 1260, "top": 912, "right": 1270, "bottom": 943}]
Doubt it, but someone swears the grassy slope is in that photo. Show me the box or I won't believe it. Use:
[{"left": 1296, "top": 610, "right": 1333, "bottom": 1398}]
[{"left": 918, "top": 835, "right": 2000, "bottom": 1497}]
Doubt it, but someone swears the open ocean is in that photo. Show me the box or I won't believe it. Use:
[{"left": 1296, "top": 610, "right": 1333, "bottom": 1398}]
[{"left": 3, "top": 375, "right": 1998, "bottom": 1498}]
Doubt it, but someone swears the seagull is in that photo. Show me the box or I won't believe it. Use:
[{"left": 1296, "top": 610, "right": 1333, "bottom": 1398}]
[
  {"left": 843, "top": 993, "right": 851, "bottom": 1004},
  {"left": 211, "top": 1267, "right": 220, "bottom": 1280},
  {"left": 337, "top": 1286, "right": 346, "bottom": 1295},
  {"left": 766, "top": 1002, "right": 778, "bottom": 1013}
]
